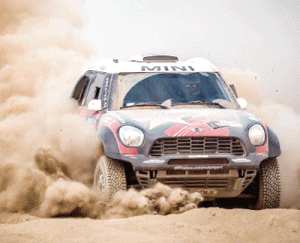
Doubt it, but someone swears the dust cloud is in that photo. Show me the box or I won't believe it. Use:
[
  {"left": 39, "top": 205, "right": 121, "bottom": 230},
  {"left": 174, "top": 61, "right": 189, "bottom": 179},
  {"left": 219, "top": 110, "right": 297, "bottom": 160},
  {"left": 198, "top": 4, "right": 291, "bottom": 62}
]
[
  {"left": 104, "top": 183, "right": 203, "bottom": 219},
  {"left": 0, "top": 0, "right": 203, "bottom": 219},
  {"left": 222, "top": 69, "right": 300, "bottom": 208},
  {"left": 1, "top": 0, "right": 300, "bottom": 221},
  {"left": 0, "top": 0, "right": 101, "bottom": 216},
  {"left": 0, "top": 144, "right": 203, "bottom": 218}
]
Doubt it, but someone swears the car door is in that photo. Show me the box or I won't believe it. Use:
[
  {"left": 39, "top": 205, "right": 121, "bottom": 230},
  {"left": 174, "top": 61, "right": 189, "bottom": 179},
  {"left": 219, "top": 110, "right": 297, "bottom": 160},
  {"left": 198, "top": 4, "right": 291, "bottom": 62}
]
[{"left": 72, "top": 72, "right": 107, "bottom": 128}]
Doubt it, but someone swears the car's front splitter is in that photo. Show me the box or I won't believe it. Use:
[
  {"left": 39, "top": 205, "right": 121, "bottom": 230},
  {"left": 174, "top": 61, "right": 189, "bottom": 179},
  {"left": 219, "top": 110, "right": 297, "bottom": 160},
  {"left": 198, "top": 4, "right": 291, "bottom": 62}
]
[{"left": 108, "top": 151, "right": 268, "bottom": 171}]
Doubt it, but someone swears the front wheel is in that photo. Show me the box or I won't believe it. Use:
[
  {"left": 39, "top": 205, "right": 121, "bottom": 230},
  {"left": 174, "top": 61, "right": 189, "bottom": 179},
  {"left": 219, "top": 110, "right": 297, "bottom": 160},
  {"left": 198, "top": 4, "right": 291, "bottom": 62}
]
[
  {"left": 255, "top": 158, "right": 281, "bottom": 209},
  {"left": 93, "top": 156, "right": 127, "bottom": 202}
]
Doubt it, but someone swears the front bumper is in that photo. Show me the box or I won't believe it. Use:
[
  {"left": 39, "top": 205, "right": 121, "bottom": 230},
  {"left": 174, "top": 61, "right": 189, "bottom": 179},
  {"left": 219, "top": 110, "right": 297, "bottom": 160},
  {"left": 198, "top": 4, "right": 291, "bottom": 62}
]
[
  {"left": 109, "top": 151, "right": 267, "bottom": 171},
  {"left": 136, "top": 169, "right": 257, "bottom": 198},
  {"left": 107, "top": 152, "right": 267, "bottom": 198}
]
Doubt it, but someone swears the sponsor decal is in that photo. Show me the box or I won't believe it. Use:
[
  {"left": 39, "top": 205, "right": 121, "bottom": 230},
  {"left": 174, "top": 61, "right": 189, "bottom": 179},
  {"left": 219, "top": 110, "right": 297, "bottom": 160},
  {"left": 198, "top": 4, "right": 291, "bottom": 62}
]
[
  {"left": 188, "top": 155, "right": 209, "bottom": 158},
  {"left": 199, "top": 189, "right": 217, "bottom": 196},
  {"left": 207, "top": 121, "right": 242, "bottom": 129},
  {"left": 141, "top": 66, "right": 195, "bottom": 72},
  {"left": 99, "top": 115, "right": 119, "bottom": 126},
  {"left": 143, "top": 159, "right": 165, "bottom": 164},
  {"left": 102, "top": 76, "right": 110, "bottom": 110},
  {"left": 232, "top": 158, "right": 252, "bottom": 163},
  {"left": 124, "top": 154, "right": 137, "bottom": 159},
  {"left": 86, "top": 116, "right": 96, "bottom": 124},
  {"left": 256, "top": 152, "right": 267, "bottom": 157},
  {"left": 174, "top": 166, "right": 223, "bottom": 170}
]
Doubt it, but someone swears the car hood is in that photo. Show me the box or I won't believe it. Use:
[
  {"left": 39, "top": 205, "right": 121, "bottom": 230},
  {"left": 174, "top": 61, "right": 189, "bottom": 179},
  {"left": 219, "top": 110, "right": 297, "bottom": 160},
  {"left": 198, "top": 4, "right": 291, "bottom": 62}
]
[{"left": 107, "top": 108, "right": 260, "bottom": 136}]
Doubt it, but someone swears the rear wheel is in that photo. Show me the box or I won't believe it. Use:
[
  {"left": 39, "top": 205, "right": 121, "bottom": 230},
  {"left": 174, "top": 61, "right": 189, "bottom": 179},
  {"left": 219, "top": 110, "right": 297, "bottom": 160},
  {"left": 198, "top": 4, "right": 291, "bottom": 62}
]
[
  {"left": 93, "top": 155, "right": 127, "bottom": 202},
  {"left": 254, "top": 158, "right": 281, "bottom": 209}
]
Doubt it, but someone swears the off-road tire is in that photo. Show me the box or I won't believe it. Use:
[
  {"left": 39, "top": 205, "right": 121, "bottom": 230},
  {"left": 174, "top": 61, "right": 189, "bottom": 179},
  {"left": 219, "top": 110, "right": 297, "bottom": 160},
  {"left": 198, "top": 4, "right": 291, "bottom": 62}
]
[
  {"left": 93, "top": 155, "right": 127, "bottom": 202},
  {"left": 255, "top": 158, "right": 281, "bottom": 209}
]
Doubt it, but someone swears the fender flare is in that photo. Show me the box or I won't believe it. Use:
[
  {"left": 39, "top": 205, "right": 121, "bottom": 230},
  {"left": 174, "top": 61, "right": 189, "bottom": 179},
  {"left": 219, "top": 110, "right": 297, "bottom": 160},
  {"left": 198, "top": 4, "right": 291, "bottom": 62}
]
[
  {"left": 267, "top": 126, "right": 281, "bottom": 158},
  {"left": 97, "top": 126, "right": 120, "bottom": 155}
]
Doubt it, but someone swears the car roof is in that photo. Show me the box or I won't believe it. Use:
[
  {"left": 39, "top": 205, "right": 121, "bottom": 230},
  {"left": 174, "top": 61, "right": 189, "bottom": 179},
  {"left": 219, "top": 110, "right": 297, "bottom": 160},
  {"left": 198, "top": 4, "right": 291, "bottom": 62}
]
[{"left": 85, "top": 55, "right": 219, "bottom": 74}]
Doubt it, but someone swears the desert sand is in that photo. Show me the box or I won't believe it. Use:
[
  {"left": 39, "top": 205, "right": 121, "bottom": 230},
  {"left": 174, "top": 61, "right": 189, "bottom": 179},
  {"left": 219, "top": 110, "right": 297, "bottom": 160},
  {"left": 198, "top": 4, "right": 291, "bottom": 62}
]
[
  {"left": 1, "top": 1, "right": 300, "bottom": 243},
  {"left": 1, "top": 208, "right": 300, "bottom": 243}
]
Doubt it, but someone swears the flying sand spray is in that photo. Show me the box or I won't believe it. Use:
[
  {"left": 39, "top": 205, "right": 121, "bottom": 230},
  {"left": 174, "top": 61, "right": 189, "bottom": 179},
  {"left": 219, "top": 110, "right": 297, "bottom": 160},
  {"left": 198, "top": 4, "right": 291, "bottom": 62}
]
[{"left": 1, "top": 0, "right": 300, "bottom": 219}]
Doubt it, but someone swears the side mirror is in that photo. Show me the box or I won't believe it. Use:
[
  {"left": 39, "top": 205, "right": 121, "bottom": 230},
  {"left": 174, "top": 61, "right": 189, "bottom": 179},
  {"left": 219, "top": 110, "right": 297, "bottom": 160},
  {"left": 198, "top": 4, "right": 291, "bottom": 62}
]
[
  {"left": 237, "top": 98, "right": 247, "bottom": 110},
  {"left": 88, "top": 99, "right": 101, "bottom": 111}
]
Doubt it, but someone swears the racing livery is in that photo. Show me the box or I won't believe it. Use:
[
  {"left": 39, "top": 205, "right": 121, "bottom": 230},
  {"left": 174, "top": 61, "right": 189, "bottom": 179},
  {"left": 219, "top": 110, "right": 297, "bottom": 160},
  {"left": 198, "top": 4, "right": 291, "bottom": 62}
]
[{"left": 71, "top": 55, "right": 281, "bottom": 209}]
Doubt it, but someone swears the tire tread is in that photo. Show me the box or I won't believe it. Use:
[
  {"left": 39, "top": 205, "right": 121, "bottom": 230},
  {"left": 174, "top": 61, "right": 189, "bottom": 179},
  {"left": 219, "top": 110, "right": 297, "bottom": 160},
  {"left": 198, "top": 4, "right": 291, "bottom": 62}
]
[
  {"left": 256, "top": 158, "right": 281, "bottom": 209},
  {"left": 94, "top": 156, "right": 126, "bottom": 201}
]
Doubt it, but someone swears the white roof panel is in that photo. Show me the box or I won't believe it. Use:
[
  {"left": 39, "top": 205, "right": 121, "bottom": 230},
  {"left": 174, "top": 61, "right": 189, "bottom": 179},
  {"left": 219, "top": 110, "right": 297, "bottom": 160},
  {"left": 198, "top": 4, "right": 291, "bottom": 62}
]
[{"left": 86, "top": 57, "right": 218, "bottom": 73}]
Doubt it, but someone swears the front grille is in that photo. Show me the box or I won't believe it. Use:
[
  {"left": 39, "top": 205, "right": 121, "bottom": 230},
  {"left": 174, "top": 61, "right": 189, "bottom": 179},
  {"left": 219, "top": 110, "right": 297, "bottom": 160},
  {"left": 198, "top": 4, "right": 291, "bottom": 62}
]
[
  {"left": 149, "top": 137, "right": 245, "bottom": 156},
  {"left": 136, "top": 170, "right": 234, "bottom": 190}
]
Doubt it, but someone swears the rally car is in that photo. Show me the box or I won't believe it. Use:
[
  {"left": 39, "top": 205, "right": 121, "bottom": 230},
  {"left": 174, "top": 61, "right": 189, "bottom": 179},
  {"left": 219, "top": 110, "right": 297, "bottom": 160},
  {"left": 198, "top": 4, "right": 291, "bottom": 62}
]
[{"left": 71, "top": 55, "right": 281, "bottom": 209}]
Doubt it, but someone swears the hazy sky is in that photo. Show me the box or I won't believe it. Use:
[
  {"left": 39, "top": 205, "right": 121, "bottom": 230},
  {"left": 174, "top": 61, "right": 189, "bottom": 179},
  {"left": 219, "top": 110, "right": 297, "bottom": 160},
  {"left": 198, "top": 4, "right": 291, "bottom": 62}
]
[{"left": 82, "top": 0, "right": 300, "bottom": 110}]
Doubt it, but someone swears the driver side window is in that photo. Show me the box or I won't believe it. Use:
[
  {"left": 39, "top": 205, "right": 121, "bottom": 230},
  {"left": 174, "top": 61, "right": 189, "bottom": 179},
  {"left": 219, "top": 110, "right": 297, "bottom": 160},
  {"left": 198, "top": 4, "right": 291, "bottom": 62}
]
[
  {"left": 83, "top": 73, "right": 106, "bottom": 107},
  {"left": 71, "top": 75, "right": 90, "bottom": 105}
]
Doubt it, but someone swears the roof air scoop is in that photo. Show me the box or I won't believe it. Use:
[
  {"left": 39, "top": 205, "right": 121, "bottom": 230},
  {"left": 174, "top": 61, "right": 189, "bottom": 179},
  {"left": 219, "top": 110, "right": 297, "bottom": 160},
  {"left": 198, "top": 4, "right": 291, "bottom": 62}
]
[{"left": 129, "top": 55, "right": 179, "bottom": 63}]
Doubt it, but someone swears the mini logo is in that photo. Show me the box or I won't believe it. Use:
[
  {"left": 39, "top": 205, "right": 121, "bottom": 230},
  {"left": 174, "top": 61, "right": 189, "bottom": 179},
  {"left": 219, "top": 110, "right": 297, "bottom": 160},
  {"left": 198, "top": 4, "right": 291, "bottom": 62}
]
[{"left": 190, "top": 127, "right": 203, "bottom": 132}]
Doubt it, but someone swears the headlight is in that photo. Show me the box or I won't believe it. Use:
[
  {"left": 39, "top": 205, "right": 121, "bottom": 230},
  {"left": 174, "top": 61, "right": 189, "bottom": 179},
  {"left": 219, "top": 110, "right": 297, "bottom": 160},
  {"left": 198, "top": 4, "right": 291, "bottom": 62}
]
[
  {"left": 119, "top": 126, "right": 144, "bottom": 147},
  {"left": 248, "top": 124, "right": 266, "bottom": 146}
]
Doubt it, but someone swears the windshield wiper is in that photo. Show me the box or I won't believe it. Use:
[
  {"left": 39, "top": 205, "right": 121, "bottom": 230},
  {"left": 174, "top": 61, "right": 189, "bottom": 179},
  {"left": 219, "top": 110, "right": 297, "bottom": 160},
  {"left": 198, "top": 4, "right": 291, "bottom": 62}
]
[
  {"left": 120, "top": 102, "right": 169, "bottom": 109},
  {"left": 172, "top": 101, "right": 225, "bottom": 109}
]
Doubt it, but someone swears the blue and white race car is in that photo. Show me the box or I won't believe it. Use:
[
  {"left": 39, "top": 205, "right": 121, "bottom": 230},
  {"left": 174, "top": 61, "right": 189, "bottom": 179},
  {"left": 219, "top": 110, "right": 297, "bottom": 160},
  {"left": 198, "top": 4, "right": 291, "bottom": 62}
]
[{"left": 71, "top": 55, "right": 281, "bottom": 209}]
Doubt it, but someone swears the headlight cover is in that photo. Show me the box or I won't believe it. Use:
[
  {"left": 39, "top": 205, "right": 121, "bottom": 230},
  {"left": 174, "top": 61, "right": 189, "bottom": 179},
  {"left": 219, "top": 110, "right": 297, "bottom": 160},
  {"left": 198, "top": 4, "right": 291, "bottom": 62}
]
[
  {"left": 248, "top": 124, "right": 266, "bottom": 146},
  {"left": 119, "top": 126, "right": 144, "bottom": 147}
]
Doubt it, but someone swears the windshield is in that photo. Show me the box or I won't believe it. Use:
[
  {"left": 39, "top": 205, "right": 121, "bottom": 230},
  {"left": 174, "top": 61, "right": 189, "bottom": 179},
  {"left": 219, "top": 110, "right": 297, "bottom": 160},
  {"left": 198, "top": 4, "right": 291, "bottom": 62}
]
[{"left": 112, "top": 72, "right": 238, "bottom": 109}]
